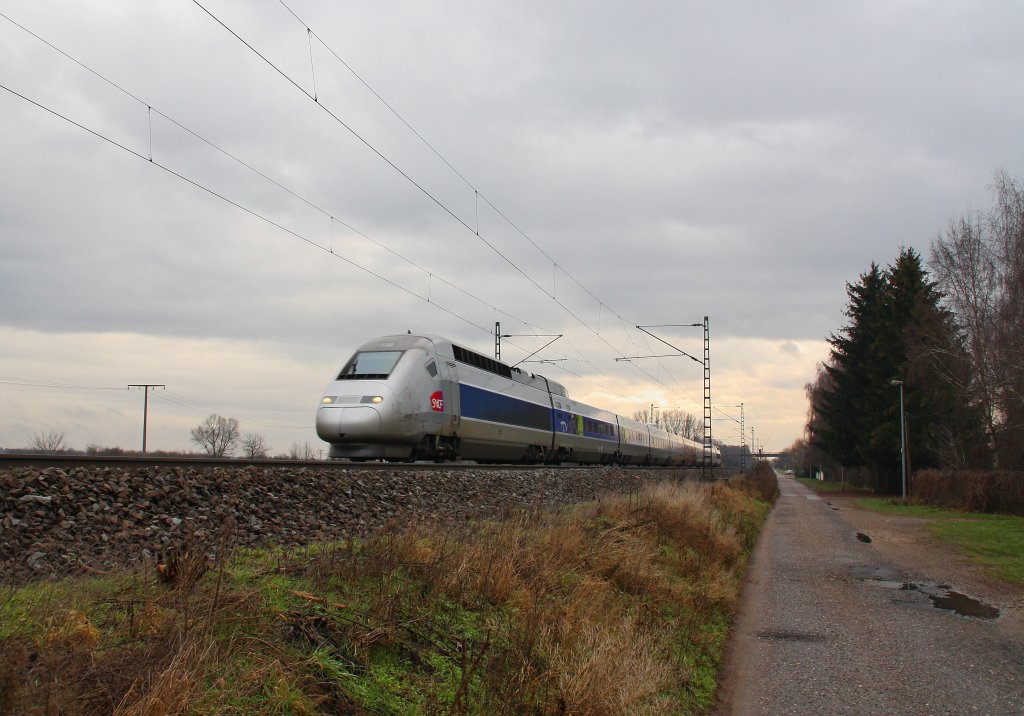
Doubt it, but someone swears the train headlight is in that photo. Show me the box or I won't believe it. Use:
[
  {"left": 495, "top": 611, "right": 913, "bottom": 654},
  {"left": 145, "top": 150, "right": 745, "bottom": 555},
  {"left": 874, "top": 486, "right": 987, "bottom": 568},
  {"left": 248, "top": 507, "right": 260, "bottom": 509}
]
[
  {"left": 321, "top": 396, "right": 337, "bottom": 404},
  {"left": 361, "top": 395, "right": 384, "bottom": 404}
]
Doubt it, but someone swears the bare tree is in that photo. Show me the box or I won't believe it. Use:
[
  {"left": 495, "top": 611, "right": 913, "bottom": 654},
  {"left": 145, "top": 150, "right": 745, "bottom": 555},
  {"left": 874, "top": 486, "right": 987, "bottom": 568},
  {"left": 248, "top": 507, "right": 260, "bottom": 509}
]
[
  {"left": 189, "top": 414, "right": 240, "bottom": 457},
  {"left": 667, "top": 410, "right": 702, "bottom": 441},
  {"left": 631, "top": 408, "right": 656, "bottom": 425},
  {"left": 630, "top": 408, "right": 701, "bottom": 439},
  {"left": 991, "top": 170, "right": 1024, "bottom": 467},
  {"left": 930, "top": 170, "right": 1024, "bottom": 467},
  {"left": 31, "top": 430, "right": 68, "bottom": 453},
  {"left": 930, "top": 212, "right": 1001, "bottom": 460},
  {"left": 240, "top": 432, "right": 270, "bottom": 459},
  {"left": 288, "top": 441, "right": 319, "bottom": 460}
]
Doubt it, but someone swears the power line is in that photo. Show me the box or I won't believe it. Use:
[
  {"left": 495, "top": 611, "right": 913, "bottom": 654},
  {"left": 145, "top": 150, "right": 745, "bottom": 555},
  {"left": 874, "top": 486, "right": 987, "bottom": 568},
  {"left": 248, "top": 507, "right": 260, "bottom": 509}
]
[
  {"left": 1, "top": 12, "right": 696, "bottom": 406},
  {"left": 190, "top": 0, "right": 552, "bottom": 301},
  {"left": 276, "top": 0, "right": 477, "bottom": 193},
  {"left": 0, "top": 10, "right": 543, "bottom": 339},
  {"left": 0, "top": 377, "right": 124, "bottom": 391},
  {"left": 276, "top": 0, "right": 635, "bottom": 321},
  {"left": 0, "top": 375, "right": 314, "bottom": 431},
  {"left": 3, "top": 76, "right": 637, "bottom": 404},
  {"left": 152, "top": 391, "right": 312, "bottom": 430},
  {"left": 190, "top": 1, "right": 698, "bottom": 402},
  {"left": 0, "top": 82, "right": 500, "bottom": 334},
  {"left": 0, "top": 7, "right": 608, "bottom": 387}
]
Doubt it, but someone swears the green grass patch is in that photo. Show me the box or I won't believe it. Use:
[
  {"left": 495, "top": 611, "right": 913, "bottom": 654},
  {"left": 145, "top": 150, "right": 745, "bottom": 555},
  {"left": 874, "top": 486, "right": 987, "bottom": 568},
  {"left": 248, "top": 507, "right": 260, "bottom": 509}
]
[
  {"left": 854, "top": 498, "right": 1024, "bottom": 585},
  {"left": 796, "top": 477, "right": 872, "bottom": 494}
]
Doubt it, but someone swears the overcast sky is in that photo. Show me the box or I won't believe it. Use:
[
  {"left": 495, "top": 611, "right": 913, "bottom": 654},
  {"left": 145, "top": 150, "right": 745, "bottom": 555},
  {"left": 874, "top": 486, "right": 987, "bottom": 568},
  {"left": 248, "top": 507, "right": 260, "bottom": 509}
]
[{"left": 2, "top": 0, "right": 1022, "bottom": 455}]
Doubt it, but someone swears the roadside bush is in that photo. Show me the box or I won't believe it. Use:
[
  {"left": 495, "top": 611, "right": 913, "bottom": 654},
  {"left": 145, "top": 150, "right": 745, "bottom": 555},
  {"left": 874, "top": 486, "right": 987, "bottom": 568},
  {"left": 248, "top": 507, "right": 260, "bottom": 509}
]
[
  {"left": 912, "top": 469, "right": 1024, "bottom": 515},
  {"left": 735, "top": 461, "right": 779, "bottom": 504}
]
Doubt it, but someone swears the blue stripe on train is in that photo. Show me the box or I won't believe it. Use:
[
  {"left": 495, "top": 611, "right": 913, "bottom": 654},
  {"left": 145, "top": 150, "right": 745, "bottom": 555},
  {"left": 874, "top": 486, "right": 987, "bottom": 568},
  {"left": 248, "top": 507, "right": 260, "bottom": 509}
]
[
  {"left": 552, "top": 411, "right": 617, "bottom": 441},
  {"left": 458, "top": 383, "right": 552, "bottom": 431},
  {"left": 457, "top": 383, "right": 618, "bottom": 442}
]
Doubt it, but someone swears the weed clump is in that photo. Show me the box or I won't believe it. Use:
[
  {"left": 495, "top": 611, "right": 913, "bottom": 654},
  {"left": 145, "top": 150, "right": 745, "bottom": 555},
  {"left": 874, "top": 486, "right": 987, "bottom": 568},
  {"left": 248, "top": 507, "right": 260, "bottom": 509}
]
[{"left": 735, "top": 461, "right": 781, "bottom": 504}]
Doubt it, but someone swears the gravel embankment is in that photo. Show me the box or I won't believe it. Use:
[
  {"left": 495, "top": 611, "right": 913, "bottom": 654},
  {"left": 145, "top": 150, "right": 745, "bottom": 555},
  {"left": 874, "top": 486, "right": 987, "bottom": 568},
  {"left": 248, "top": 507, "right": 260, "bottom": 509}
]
[{"left": 1, "top": 464, "right": 685, "bottom": 583}]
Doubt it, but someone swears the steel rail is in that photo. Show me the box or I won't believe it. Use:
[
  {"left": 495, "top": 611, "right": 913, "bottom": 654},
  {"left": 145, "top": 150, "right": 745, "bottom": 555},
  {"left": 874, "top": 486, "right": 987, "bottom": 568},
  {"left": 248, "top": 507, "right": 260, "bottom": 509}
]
[{"left": 0, "top": 453, "right": 703, "bottom": 471}]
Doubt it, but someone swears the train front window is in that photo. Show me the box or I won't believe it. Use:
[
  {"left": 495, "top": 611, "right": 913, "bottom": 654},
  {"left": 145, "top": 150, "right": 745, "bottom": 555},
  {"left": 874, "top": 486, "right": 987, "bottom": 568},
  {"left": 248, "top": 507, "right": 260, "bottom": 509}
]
[{"left": 337, "top": 350, "right": 404, "bottom": 380}]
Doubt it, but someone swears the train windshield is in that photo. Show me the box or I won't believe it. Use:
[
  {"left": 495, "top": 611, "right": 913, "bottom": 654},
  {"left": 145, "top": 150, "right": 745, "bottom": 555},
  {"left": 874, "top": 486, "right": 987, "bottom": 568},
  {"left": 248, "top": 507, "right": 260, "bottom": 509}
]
[{"left": 337, "top": 350, "right": 404, "bottom": 380}]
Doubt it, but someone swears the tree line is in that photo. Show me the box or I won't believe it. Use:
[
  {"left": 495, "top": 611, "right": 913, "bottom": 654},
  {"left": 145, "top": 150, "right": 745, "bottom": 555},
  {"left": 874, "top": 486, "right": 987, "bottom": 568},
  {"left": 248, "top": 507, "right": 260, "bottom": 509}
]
[
  {"left": 799, "top": 172, "right": 1024, "bottom": 491},
  {"left": 14, "top": 414, "right": 320, "bottom": 460},
  {"left": 630, "top": 407, "right": 703, "bottom": 441}
]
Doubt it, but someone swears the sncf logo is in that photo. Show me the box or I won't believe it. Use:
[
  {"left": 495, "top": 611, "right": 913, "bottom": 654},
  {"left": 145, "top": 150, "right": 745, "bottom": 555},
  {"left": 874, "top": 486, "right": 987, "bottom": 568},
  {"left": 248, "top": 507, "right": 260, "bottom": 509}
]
[{"left": 430, "top": 391, "right": 445, "bottom": 412}]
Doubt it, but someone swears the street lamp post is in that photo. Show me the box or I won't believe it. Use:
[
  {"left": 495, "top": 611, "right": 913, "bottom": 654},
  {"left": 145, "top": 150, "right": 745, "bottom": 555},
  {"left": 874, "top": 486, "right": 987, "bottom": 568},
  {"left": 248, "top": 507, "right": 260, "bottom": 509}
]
[{"left": 890, "top": 379, "right": 906, "bottom": 500}]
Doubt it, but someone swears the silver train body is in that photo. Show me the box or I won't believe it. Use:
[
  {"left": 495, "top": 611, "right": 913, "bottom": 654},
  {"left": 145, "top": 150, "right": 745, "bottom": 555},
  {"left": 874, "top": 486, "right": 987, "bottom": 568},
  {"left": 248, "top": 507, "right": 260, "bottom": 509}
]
[{"left": 316, "top": 334, "right": 721, "bottom": 466}]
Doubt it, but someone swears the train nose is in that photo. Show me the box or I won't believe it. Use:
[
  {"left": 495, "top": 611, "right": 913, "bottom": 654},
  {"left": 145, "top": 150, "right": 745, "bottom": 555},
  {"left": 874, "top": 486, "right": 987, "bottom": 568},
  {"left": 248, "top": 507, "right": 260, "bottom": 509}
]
[{"left": 316, "top": 406, "right": 383, "bottom": 442}]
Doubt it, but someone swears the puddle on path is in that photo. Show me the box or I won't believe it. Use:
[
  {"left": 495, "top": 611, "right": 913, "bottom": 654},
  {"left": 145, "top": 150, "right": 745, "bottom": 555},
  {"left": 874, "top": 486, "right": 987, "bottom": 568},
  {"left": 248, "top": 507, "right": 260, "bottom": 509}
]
[
  {"left": 902, "top": 583, "right": 1001, "bottom": 619},
  {"left": 851, "top": 566, "right": 1000, "bottom": 619},
  {"left": 856, "top": 532, "right": 872, "bottom": 543}
]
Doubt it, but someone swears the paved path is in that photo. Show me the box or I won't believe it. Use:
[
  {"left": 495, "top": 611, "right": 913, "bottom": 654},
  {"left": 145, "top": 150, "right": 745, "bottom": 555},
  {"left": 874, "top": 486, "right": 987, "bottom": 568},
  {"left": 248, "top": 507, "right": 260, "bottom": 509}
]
[{"left": 717, "top": 475, "right": 1024, "bottom": 715}]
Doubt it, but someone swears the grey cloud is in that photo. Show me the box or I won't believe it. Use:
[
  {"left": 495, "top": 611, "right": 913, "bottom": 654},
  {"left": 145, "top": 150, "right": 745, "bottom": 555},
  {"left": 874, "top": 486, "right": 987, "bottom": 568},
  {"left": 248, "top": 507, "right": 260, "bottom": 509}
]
[{"left": 1, "top": 0, "right": 1022, "bottom": 451}]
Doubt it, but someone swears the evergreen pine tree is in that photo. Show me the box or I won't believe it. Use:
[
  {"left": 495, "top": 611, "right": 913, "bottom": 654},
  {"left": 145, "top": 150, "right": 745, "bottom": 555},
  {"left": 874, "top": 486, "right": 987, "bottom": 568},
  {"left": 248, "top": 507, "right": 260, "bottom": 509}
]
[
  {"left": 815, "top": 263, "right": 888, "bottom": 469},
  {"left": 812, "top": 248, "right": 986, "bottom": 492},
  {"left": 892, "top": 248, "right": 989, "bottom": 469}
]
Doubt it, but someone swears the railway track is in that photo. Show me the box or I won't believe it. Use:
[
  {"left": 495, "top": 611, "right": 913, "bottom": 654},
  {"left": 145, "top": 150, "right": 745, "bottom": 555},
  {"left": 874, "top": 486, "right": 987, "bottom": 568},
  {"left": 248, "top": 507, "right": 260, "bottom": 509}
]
[
  {"left": 0, "top": 453, "right": 693, "bottom": 471},
  {"left": 0, "top": 453, "right": 554, "bottom": 470}
]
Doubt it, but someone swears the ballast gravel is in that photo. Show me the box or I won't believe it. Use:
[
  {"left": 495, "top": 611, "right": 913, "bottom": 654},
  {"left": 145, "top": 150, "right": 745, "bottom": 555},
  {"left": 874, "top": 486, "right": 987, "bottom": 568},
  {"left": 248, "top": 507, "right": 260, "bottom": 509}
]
[{"left": 1, "top": 464, "right": 685, "bottom": 583}]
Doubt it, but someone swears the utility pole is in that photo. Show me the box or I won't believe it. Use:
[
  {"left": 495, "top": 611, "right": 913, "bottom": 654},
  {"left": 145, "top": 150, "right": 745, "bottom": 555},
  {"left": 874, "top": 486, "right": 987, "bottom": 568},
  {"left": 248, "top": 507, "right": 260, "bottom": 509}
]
[
  {"left": 891, "top": 379, "right": 906, "bottom": 499},
  {"left": 702, "top": 316, "right": 713, "bottom": 479},
  {"left": 494, "top": 324, "right": 561, "bottom": 365},
  {"left": 629, "top": 319, "right": 710, "bottom": 475},
  {"left": 739, "top": 402, "right": 746, "bottom": 471},
  {"left": 128, "top": 384, "right": 165, "bottom": 453}
]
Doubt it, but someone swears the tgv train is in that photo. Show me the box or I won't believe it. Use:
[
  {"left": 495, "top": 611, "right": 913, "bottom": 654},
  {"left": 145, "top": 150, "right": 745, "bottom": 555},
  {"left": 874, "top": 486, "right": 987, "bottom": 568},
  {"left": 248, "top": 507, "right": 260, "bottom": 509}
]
[{"left": 316, "top": 334, "right": 720, "bottom": 466}]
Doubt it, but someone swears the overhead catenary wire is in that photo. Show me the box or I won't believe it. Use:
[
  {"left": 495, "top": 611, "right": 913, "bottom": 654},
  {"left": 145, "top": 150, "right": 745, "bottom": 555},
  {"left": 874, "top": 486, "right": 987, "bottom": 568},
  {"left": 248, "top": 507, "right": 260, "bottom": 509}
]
[
  {"left": 189, "top": 0, "right": 553, "bottom": 304},
  {"left": 0, "top": 11, "right": 542, "bottom": 339},
  {"left": 277, "top": 0, "right": 627, "bottom": 314},
  {"left": 1, "top": 79, "right": 639, "bottom": 406},
  {"left": 0, "top": 82, "right": 498, "bottom": 339},
  {"left": 1, "top": 9, "right": 696, "bottom": 406},
  {"left": 191, "top": 1, "right": 698, "bottom": 403},
  {"left": 275, "top": 0, "right": 700, "bottom": 399},
  {"left": 714, "top": 406, "right": 741, "bottom": 424},
  {"left": 276, "top": 0, "right": 478, "bottom": 192}
]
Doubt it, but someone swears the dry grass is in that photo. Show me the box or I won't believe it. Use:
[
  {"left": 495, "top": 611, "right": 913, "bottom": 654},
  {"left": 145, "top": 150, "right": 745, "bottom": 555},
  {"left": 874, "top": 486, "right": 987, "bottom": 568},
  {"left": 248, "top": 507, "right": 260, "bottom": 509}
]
[{"left": 1, "top": 477, "right": 774, "bottom": 715}]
